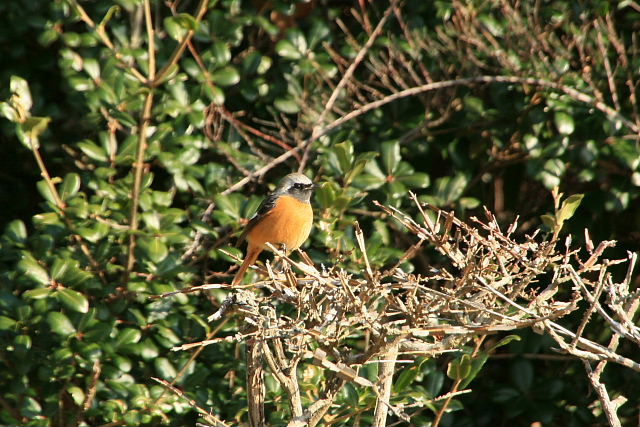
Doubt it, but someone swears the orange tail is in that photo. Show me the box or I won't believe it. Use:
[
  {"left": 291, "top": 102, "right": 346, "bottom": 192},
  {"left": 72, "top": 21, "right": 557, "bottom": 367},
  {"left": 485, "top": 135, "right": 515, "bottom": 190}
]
[{"left": 232, "top": 244, "right": 262, "bottom": 286}]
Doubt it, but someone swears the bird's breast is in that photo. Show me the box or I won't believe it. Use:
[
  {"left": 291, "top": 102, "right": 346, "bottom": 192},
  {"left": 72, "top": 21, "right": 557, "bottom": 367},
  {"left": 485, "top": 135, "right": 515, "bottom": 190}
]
[{"left": 247, "top": 195, "right": 313, "bottom": 251}]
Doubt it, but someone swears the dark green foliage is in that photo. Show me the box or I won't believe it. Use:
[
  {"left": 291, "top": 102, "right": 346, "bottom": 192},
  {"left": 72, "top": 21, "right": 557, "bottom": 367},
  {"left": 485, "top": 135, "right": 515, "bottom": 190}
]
[{"left": 0, "top": 0, "right": 639, "bottom": 425}]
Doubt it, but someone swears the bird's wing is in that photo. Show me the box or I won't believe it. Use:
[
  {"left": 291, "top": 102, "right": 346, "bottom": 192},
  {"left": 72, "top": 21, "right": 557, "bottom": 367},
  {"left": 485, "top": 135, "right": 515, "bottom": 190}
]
[{"left": 236, "top": 192, "right": 278, "bottom": 247}]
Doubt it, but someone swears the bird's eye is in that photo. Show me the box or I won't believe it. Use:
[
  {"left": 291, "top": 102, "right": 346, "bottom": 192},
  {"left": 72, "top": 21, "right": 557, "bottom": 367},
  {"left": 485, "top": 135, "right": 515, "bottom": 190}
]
[{"left": 292, "top": 183, "right": 304, "bottom": 190}]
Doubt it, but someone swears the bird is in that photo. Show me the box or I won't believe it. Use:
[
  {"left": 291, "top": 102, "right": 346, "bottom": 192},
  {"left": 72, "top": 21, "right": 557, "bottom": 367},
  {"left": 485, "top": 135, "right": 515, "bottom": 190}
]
[{"left": 231, "top": 172, "right": 316, "bottom": 286}]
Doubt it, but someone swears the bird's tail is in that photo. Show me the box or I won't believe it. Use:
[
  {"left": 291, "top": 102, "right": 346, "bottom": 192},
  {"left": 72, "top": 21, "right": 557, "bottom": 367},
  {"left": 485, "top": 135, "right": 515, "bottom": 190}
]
[{"left": 232, "top": 245, "right": 262, "bottom": 286}]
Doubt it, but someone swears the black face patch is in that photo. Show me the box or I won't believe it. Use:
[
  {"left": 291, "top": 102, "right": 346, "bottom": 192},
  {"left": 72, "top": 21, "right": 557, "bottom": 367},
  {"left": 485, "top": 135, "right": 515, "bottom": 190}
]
[{"left": 290, "top": 182, "right": 313, "bottom": 193}]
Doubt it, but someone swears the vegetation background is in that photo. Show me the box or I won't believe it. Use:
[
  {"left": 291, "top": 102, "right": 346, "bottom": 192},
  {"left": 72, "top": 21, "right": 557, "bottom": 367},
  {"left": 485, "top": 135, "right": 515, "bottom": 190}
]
[{"left": 0, "top": 0, "right": 639, "bottom": 426}]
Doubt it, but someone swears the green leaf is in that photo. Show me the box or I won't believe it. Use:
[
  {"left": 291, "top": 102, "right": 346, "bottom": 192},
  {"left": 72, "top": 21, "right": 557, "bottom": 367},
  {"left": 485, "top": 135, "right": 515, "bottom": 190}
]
[
  {"left": 554, "top": 111, "right": 575, "bottom": 135},
  {"left": 308, "top": 20, "right": 330, "bottom": 49},
  {"left": 398, "top": 172, "right": 430, "bottom": 188},
  {"left": 381, "top": 140, "right": 401, "bottom": 175},
  {"left": 557, "top": 193, "right": 584, "bottom": 224},
  {"left": 20, "top": 396, "right": 42, "bottom": 419},
  {"left": 333, "top": 141, "right": 354, "bottom": 174},
  {"left": 138, "top": 339, "right": 159, "bottom": 360},
  {"left": 47, "top": 312, "right": 76, "bottom": 336},
  {"left": 23, "top": 287, "right": 52, "bottom": 300},
  {"left": 77, "top": 222, "right": 109, "bottom": 243},
  {"left": 542, "top": 159, "right": 565, "bottom": 183},
  {"left": 459, "top": 353, "right": 489, "bottom": 389},
  {"left": 243, "top": 52, "right": 271, "bottom": 74},
  {"left": 168, "top": 81, "right": 189, "bottom": 106},
  {"left": 115, "top": 328, "right": 142, "bottom": 348},
  {"left": 138, "top": 236, "right": 168, "bottom": 263},
  {"left": 4, "top": 219, "right": 27, "bottom": 244},
  {"left": 487, "top": 334, "right": 522, "bottom": 353},
  {"left": 98, "top": 5, "right": 121, "bottom": 30},
  {"left": 0, "top": 101, "right": 19, "bottom": 122},
  {"left": 203, "top": 84, "right": 225, "bottom": 105},
  {"left": 18, "top": 253, "right": 50, "bottom": 285},
  {"left": 434, "top": 173, "right": 468, "bottom": 204},
  {"left": 154, "top": 357, "right": 177, "bottom": 380},
  {"left": 214, "top": 194, "right": 243, "bottom": 221},
  {"left": 610, "top": 138, "right": 640, "bottom": 169},
  {"left": 21, "top": 116, "right": 51, "bottom": 149},
  {"left": 464, "top": 95, "right": 484, "bottom": 114},
  {"left": 10, "top": 75, "right": 32, "bottom": 112},
  {"left": 60, "top": 173, "right": 81, "bottom": 201},
  {"left": 286, "top": 28, "right": 307, "bottom": 54},
  {"left": 211, "top": 41, "right": 231, "bottom": 66},
  {"left": 164, "top": 13, "right": 197, "bottom": 41},
  {"left": 83, "top": 58, "right": 100, "bottom": 80},
  {"left": 315, "top": 181, "right": 337, "bottom": 209},
  {"left": 14, "top": 334, "right": 32, "bottom": 352},
  {"left": 68, "top": 76, "right": 93, "bottom": 91},
  {"left": 57, "top": 288, "right": 89, "bottom": 313},
  {"left": 154, "top": 325, "right": 181, "bottom": 347},
  {"left": 50, "top": 258, "right": 71, "bottom": 280},
  {"left": 540, "top": 214, "right": 556, "bottom": 230},
  {"left": 211, "top": 66, "right": 240, "bottom": 87},
  {"left": 342, "top": 382, "right": 359, "bottom": 407},
  {"left": 274, "top": 97, "right": 300, "bottom": 114},
  {"left": 344, "top": 152, "right": 377, "bottom": 187},
  {"left": 78, "top": 140, "right": 109, "bottom": 162},
  {"left": 275, "top": 39, "right": 302, "bottom": 59},
  {"left": 425, "top": 368, "right": 444, "bottom": 397},
  {"left": 110, "top": 109, "right": 137, "bottom": 128},
  {"left": 447, "top": 353, "right": 472, "bottom": 380},
  {"left": 459, "top": 197, "right": 480, "bottom": 209},
  {"left": 36, "top": 179, "right": 58, "bottom": 206},
  {"left": 394, "top": 367, "right": 418, "bottom": 392},
  {"left": 123, "top": 410, "right": 141, "bottom": 426},
  {"left": 0, "top": 315, "right": 17, "bottom": 330},
  {"left": 67, "top": 386, "right": 86, "bottom": 407},
  {"left": 478, "top": 14, "right": 504, "bottom": 36}
]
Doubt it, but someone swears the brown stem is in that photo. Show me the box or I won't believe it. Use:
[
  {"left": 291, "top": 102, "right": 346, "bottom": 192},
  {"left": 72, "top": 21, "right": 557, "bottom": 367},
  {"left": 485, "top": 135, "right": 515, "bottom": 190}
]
[
  {"left": 125, "top": 0, "right": 156, "bottom": 274},
  {"left": 372, "top": 341, "right": 399, "bottom": 427},
  {"left": 247, "top": 338, "right": 266, "bottom": 427},
  {"left": 433, "top": 337, "right": 485, "bottom": 427},
  {"left": 67, "top": 0, "right": 147, "bottom": 83},
  {"left": 153, "top": 0, "right": 210, "bottom": 85}
]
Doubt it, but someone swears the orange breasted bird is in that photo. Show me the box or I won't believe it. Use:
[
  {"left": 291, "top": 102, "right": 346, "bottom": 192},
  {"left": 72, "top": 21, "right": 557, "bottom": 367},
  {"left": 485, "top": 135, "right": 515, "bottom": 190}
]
[{"left": 232, "top": 173, "right": 316, "bottom": 286}]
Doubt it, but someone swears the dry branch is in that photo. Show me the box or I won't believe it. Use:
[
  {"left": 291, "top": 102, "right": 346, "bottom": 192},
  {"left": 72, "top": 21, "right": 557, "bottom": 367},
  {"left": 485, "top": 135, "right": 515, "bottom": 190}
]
[{"left": 171, "top": 196, "right": 638, "bottom": 426}]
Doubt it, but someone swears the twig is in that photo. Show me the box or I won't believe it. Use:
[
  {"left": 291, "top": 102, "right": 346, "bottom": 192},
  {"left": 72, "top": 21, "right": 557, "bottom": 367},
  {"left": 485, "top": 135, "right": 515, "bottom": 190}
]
[
  {"left": 125, "top": 85, "right": 155, "bottom": 273},
  {"left": 82, "top": 359, "right": 101, "bottom": 411},
  {"left": 184, "top": 72, "right": 639, "bottom": 259},
  {"left": 246, "top": 338, "right": 265, "bottom": 427},
  {"left": 152, "top": 377, "right": 230, "bottom": 427},
  {"left": 67, "top": 0, "right": 147, "bottom": 83},
  {"left": 582, "top": 362, "right": 624, "bottom": 427},
  {"left": 153, "top": 0, "right": 212, "bottom": 85},
  {"left": 311, "top": 0, "right": 395, "bottom": 139},
  {"left": 372, "top": 338, "right": 400, "bottom": 427},
  {"left": 29, "top": 135, "right": 105, "bottom": 278},
  {"left": 433, "top": 337, "right": 485, "bottom": 427},
  {"left": 324, "top": 75, "right": 640, "bottom": 136}
]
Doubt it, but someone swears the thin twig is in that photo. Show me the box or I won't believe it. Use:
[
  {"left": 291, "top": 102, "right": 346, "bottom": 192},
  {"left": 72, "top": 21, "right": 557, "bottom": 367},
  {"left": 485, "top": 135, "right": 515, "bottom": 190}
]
[
  {"left": 311, "top": 0, "right": 396, "bottom": 139},
  {"left": 152, "top": 377, "right": 230, "bottom": 427},
  {"left": 125, "top": 0, "right": 157, "bottom": 275},
  {"left": 67, "top": 0, "right": 147, "bottom": 83},
  {"left": 154, "top": 0, "right": 211, "bottom": 85},
  {"left": 372, "top": 339, "right": 400, "bottom": 427}
]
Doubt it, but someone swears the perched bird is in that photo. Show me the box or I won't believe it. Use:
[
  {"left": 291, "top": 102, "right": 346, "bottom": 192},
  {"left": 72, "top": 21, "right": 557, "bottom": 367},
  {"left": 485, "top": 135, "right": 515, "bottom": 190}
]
[{"left": 232, "top": 173, "right": 316, "bottom": 286}]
